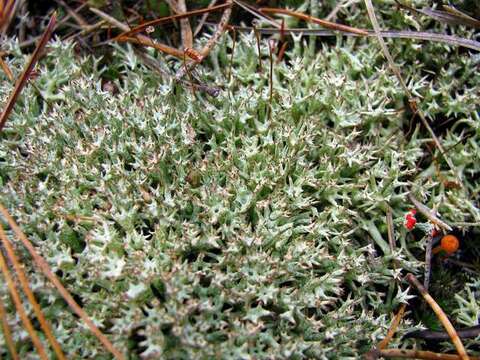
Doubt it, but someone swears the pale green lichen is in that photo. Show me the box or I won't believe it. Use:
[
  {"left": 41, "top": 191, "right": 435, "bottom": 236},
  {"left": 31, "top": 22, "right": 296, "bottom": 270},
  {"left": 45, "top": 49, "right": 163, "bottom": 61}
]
[{"left": 0, "top": 1, "right": 479, "bottom": 357}]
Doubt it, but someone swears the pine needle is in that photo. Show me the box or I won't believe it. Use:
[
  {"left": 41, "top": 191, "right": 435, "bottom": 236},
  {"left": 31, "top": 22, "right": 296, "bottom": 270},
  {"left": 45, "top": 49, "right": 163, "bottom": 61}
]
[
  {"left": 0, "top": 203, "right": 125, "bottom": 360},
  {"left": 0, "top": 226, "right": 66, "bottom": 359}
]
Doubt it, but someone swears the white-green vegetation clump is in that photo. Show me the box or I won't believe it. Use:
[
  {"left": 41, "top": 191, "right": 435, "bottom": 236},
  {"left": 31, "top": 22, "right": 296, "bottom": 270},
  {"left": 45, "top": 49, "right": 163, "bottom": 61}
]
[{"left": 0, "top": 7, "right": 479, "bottom": 358}]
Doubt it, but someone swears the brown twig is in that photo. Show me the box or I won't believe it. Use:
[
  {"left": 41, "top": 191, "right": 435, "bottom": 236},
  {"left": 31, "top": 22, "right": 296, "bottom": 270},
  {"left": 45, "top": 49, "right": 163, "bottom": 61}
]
[
  {"left": 0, "top": 0, "right": 18, "bottom": 34},
  {"left": 90, "top": 7, "right": 186, "bottom": 60},
  {"left": 0, "top": 12, "right": 56, "bottom": 133},
  {"left": 364, "top": 303, "right": 407, "bottom": 359},
  {"left": 227, "top": 26, "right": 236, "bottom": 82},
  {"left": 406, "top": 273, "right": 470, "bottom": 360},
  {"left": 405, "top": 325, "right": 480, "bottom": 341},
  {"left": 264, "top": 38, "right": 275, "bottom": 121},
  {"left": 111, "top": 3, "right": 231, "bottom": 40},
  {"left": 0, "top": 203, "right": 125, "bottom": 360},
  {"left": 55, "top": 0, "right": 88, "bottom": 27},
  {"left": 63, "top": 18, "right": 107, "bottom": 42},
  {"left": 408, "top": 193, "right": 452, "bottom": 231},
  {"left": 211, "top": 25, "right": 480, "bottom": 51},
  {"left": 378, "top": 303, "right": 407, "bottom": 350},
  {"left": 424, "top": 230, "right": 434, "bottom": 290},
  {"left": 0, "top": 250, "right": 48, "bottom": 359},
  {"left": 116, "top": 35, "right": 186, "bottom": 58},
  {"left": 18, "top": 0, "right": 26, "bottom": 42},
  {"left": 16, "top": 3, "right": 89, "bottom": 47},
  {"left": 0, "top": 296, "right": 19, "bottom": 360},
  {"left": 0, "top": 226, "right": 66, "bottom": 359},
  {"left": 253, "top": 25, "right": 263, "bottom": 73},
  {"left": 177, "top": 0, "right": 193, "bottom": 49},
  {"left": 259, "top": 7, "right": 368, "bottom": 35},
  {"left": 182, "top": 51, "right": 196, "bottom": 96},
  {"left": 90, "top": 6, "right": 211, "bottom": 95},
  {"left": 276, "top": 41, "right": 288, "bottom": 63},
  {"left": 377, "top": 348, "right": 479, "bottom": 360},
  {"left": 232, "top": 0, "right": 281, "bottom": 29},
  {"left": 194, "top": 0, "right": 218, "bottom": 36},
  {"left": 175, "top": 0, "right": 233, "bottom": 80},
  {"left": 0, "top": 56, "right": 13, "bottom": 81},
  {"left": 396, "top": 1, "right": 480, "bottom": 29},
  {"left": 386, "top": 208, "right": 395, "bottom": 254},
  {"left": 443, "top": 5, "right": 480, "bottom": 28},
  {"left": 132, "top": 46, "right": 221, "bottom": 97}
]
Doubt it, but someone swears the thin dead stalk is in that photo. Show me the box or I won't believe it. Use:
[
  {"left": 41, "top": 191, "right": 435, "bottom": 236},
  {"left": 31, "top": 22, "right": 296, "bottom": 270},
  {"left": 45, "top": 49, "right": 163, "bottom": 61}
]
[
  {"left": 408, "top": 193, "right": 452, "bottom": 231},
  {"left": 378, "top": 303, "right": 406, "bottom": 349},
  {"left": 177, "top": 0, "right": 193, "bottom": 49},
  {"left": 268, "top": 39, "right": 274, "bottom": 105},
  {"left": 90, "top": 7, "right": 185, "bottom": 60},
  {"left": 0, "top": 296, "right": 19, "bottom": 360},
  {"left": 216, "top": 25, "right": 480, "bottom": 51},
  {"left": 363, "top": 0, "right": 462, "bottom": 187},
  {"left": 0, "top": 203, "right": 125, "bottom": 360},
  {"left": 424, "top": 230, "right": 434, "bottom": 290},
  {"left": 64, "top": 19, "right": 107, "bottom": 42},
  {"left": 396, "top": 1, "right": 480, "bottom": 29},
  {"left": 16, "top": 3, "right": 89, "bottom": 46},
  {"left": 201, "top": 3, "right": 232, "bottom": 57},
  {"left": 132, "top": 47, "right": 217, "bottom": 96},
  {"left": 0, "top": 56, "right": 13, "bottom": 81},
  {"left": 259, "top": 7, "right": 368, "bottom": 35},
  {"left": 116, "top": 36, "right": 186, "bottom": 58},
  {"left": 227, "top": 26, "right": 236, "bottom": 82},
  {"left": 231, "top": 0, "right": 281, "bottom": 29},
  {"left": 0, "top": 250, "right": 48, "bottom": 360},
  {"left": 365, "top": 303, "right": 407, "bottom": 359},
  {"left": 0, "top": 0, "right": 18, "bottom": 34},
  {"left": 0, "top": 226, "right": 66, "bottom": 359},
  {"left": 253, "top": 25, "right": 263, "bottom": 73},
  {"left": 406, "top": 273, "right": 469, "bottom": 360},
  {"left": 112, "top": 3, "right": 231, "bottom": 40},
  {"left": 386, "top": 208, "right": 395, "bottom": 254},
  {"left": 0, "top": 12, "right": 56, "bottom": 133},
  {"left": 55, "top": 0, "right": 88, "bottom": 27},
  {"left": 175, "top": 0, "right": 233, "bottom": 79},
  {"left": 406, "top": 325, "right": 480, "bottom": 341},
  {"left": 378, "top": 348, "right": 479, "bottom": 360},
  {"left": 194, "top": 0, "right": 218, "bottom": 36}
]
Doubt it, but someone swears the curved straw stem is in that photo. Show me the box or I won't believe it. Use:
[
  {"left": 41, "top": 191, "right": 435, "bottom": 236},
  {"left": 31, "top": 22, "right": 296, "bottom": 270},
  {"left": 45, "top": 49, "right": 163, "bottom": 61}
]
[
  {"left": 0, "top": 226, "right": 66, "bottom": 359},
  {"left": 406, "top": 273, "right": 469, "bottom": 360},
  {"left": 0, "top": 250, "right": 48, "bottom": 360},
  {"left": 378, "top": 303, "right": 406, "bottom": 350},
  {"left": 175, "top": 0, "right": 233, "bottom": 79},
  {"left": 0, "top": 203, "right": 125, "bottom": 360},
  {"left": 379, "top": 348, "right": 479, "bottom": 360},
  {"left": 259, "top": 7, "right": 368, "bottom": 35},
  {"left": 0, "top": 13, "right": 56, "bottom": 132},
  {"left": 0, "top": 295, "right": 19, "bottom": 360}
]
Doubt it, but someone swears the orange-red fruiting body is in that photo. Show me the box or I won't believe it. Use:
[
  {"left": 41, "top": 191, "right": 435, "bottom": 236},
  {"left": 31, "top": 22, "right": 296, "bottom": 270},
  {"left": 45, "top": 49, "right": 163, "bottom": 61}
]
[
  {"left": 404, "top": 210, "right": 417, "bottom": 231},
  {"left": 440, "top": 235, "right": 459, "bottom": 254},
  {"left": 432, "top": 234, "right": 460, "bottom": 255}
]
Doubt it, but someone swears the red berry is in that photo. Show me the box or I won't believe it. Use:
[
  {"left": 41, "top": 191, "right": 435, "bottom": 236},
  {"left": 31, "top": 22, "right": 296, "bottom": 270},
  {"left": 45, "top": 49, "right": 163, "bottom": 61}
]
[{"left": 405, "top": 213, "right": 417, "bottom": 230}]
